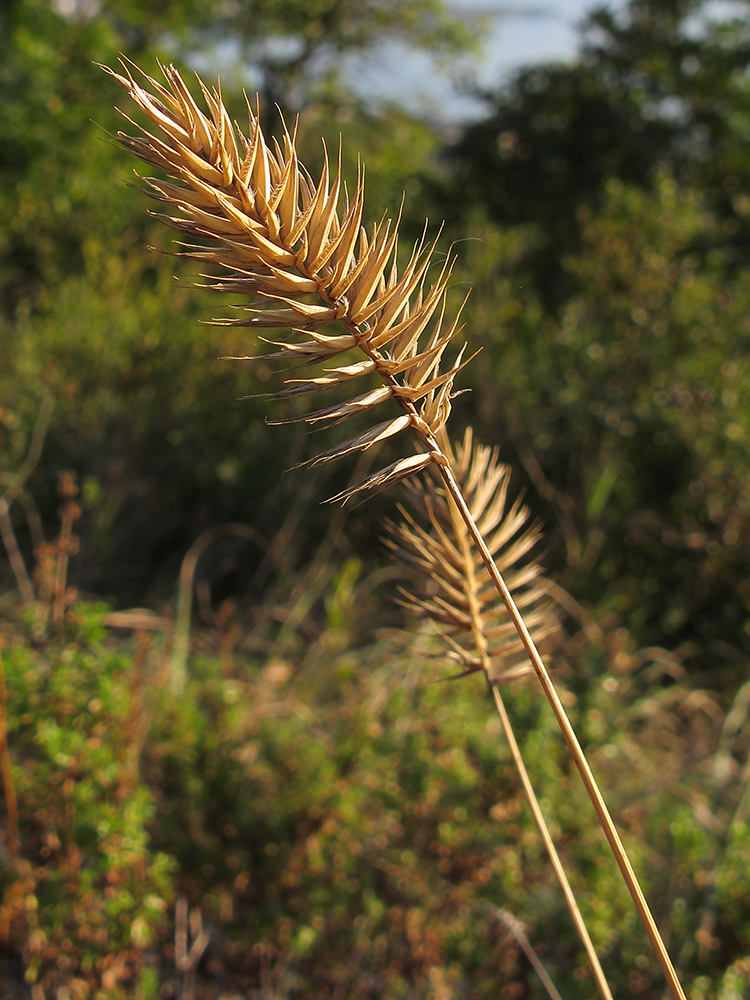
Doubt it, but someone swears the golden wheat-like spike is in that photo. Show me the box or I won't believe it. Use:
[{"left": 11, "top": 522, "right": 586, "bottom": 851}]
[
  {"left": 282, "top": 357, "right": 379, "bottom": 392},
  {"left": 104, "top": 60, "right": 475, "bottom": 495},
  {"left": 387, "top": 428, "right": 557, "bottom": 684},
  {"left": 106, "top": 68, "right": 690, "bottom": 998},
  {"left": 241, "top": 337, "right": 355, "bottom": 370}
]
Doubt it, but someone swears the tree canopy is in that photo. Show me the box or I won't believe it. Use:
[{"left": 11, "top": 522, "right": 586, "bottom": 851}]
[{"left": 445, "top": 0, "right": 750, "bottom": 304}]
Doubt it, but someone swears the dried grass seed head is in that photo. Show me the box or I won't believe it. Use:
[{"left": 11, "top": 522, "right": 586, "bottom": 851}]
[
  {"left": 387, "top": 428, "right": 559, "bottom": 685},
  {"left": 103, "top": 59, "right": 473, "bottom": 500}
]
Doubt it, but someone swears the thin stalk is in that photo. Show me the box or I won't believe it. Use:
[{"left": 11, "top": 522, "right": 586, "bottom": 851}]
[
  {"left": 0, "top": 393, "right": 53, "bottom": 510},
  {"left": 0, "top": 645, "right": 18, "bottom": 864},
  {"left": 171, "top": 524, "right": 269, "bottom": 693},
  {"left": 0, "top": 499, "right": 35, "bottom": 606},
  {"left": 490, "top": 682, "right": 612, "bottom": 999},
  {"left": 446, "top": 491, "right": 613, "bottom": 1000},
  {"left": 489, "top": 906, "right": 565, "bottom": 1000},
  {"left": 438, "top": 461, "right": 687, "bottom": 1000}
]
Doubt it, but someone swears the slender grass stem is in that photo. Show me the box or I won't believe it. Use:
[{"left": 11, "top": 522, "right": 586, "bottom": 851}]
[
  {"left": 489, "top": 681, "right": 613, "bottom": 1000},
  {"left": 444, "top": 484, "right": 613, "bottom": 1000},
  {"left": 0, "top": 644, "right": 19, "bottom": 864},
  {"left": 489, "top": 907, "right": 565, "bottom": 1000},
  {"left": 171, "top": 524, "right": 269, "bottom": 693}
]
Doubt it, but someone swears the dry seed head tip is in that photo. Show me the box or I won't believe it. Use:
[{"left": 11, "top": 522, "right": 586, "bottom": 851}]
[
  {"left": 387, "top": 428, "right": 558, "bottom": 684},
  {"left": 104, "top": 59, "right": 473, "bottom": 500}
]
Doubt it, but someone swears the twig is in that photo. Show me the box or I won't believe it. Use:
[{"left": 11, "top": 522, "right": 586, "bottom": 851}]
[
  {"left": 0, "top": 394, "right": 54, "bottom": 508},
  {"left": 0, "top": 501, "right": 35, "bottom": 606},
  {"left": 0, "top": 397, "right": 54, "bottom": 607},
  {"left": 53, "top": 471, "right": 80, "bottom": 625},
  {"left": 488, "top": 906, "right": 565, "bottom": 1000},
  {"left": 541, "top": 578, "right": 604, "bottom": 647},
  {"left": 373, "top": 851, "right": 563, "bottom": 1000},
  {"left": 269, "top": 446, "right": 376, "bottom": 652},
  {"left": 175, "top": 897, "right": 210, "bottom": 1000},
  {"left": 442, "top": 482, "right": 613, "bottom": 999},
  {"left": 171, "top": 524, "right": 270, "bottom": 693},
  {"left": 517, "top": 445, "right": 581, "bottom": 569},
  {"left": 0, "top": 477, "right": 44, "bottom": 551},
  {"left": 0, "top": 643, "right": 19, "bottom": 864}
]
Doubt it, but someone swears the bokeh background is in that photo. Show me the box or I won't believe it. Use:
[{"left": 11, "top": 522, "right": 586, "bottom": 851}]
[{"left": 3, "top": 0, "right": 750, "bottom": 997}]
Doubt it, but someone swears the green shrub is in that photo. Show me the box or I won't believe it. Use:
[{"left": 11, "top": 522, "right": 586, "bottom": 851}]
[{"left": 0, "top": 606, "right": 174, "bottom": 998}]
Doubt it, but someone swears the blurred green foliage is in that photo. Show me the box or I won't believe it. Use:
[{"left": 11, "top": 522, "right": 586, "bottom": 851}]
[
  {"left": 2, "top": 577, "right": 750, "bottom": 997},
  {"left": 456, "top": 176, "right": 750, "bottom": 682},
  {"left": 0, "top": 0, "right": 459, "bottom": 603}
]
